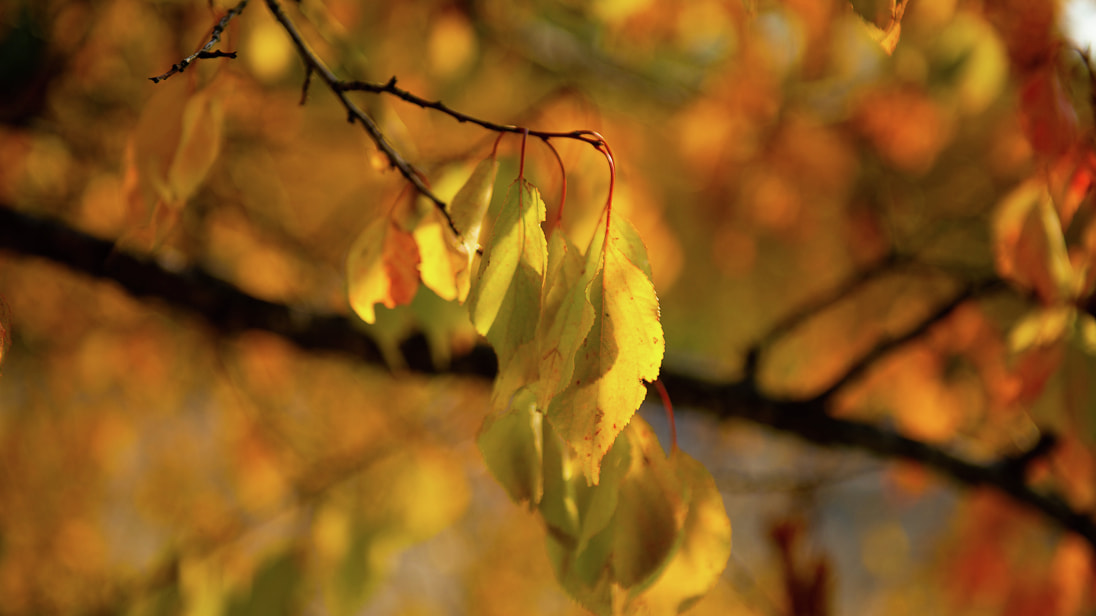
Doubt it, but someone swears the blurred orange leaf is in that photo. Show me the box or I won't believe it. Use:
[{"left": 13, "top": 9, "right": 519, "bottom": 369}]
[{"left": 347, "top": 213, "right": 421, "bottom": 324}]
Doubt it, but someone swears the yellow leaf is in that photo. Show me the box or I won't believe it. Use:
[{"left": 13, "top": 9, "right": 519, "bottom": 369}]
[
  {"left": 413, "top": 206, "right": 471, "bottom": 302},
  {"left": 411, "top": 157, "right": 497, "bottom": 303},
  {"left": 853, "top": 0, "right": 908, "bottom": 55},
  {"left": 547, "top": 211, "right": 665, "bottom": 484},
  {"left": 347, "top": 216, "right": 421, "bottom": 324},
  {"left": 449, "top": 155, "right": 499, "bottom": 253},
  {"left": 542, "top": 418, "right": 692, "bottom": 615},
  {"left": 1008, "top": 306, "right": 1075, "bottom": 352},
  {"left": 631, "top": 452, "right": 731, "bottom": 615},
  {"left": 537, "top": 230, "right": 594, "bottom": 410},
  {"left": 466, "top": 180, "right": 547, "bottom": 364},
  {"left": 610, "top": 418, "right": 687, "bottom": 590}
]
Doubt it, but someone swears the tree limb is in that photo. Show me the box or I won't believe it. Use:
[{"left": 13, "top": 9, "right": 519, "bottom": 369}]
[
  {"left": 149, "top": 0, "right": 247, "bottom": 83},
  {"left": 1, "top": 204, "right": 1093, "bottom": 549}
]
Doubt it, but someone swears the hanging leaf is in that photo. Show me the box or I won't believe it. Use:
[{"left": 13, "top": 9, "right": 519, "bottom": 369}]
[
  {"left": 413, "top": 205, "right": 471, "bottom": 302},
  {"left": 466, "top": 180, "right": 547, "bottom": 364},
  {"left": 609, "top": 420, "right": 686, "bottom": 590},
  {"left": 539, "top": 413, "right": 582, "bottom": 540},
  {"left": 542, "top": 417, "right": 692, "bottom": 615},
  {"left": 347, "top": 215, "right": 421, "bottom": 324},
  {"left": 537, "top": 230, "right": 596, "bottom": 410},
  {"left": 168, "top": 80, "right": 228, "bottom": 208},
  {"left": 632, "top": 452, "right": 732, "bottom": 615},
  {"left": 449, "top": 155, "right": 499, "bottom": 253},
  {"left": 477, "top": 387, "right": 544, "bottom": 506},
  {"left": 546, "top": 211, "right": 665, "bottom": 483},
  {"left": 414, "top": 156, "right": 499, "bottom": 302}
]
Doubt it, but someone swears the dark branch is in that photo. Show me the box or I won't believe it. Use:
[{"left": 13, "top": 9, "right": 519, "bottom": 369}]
[
  {"left": 1, "top": 204, "right": 1094, "bottom": 550},
  {"left": 260, "top": 0, "right": 461, "bottom": 236},
  {"left": 656, "top": 371, "right": 1096, "bottom": 548},
  {"left": 261, "top": 0, "right": 613, "bottom": 237},
  {"left": 149, "top": 0, "right": 247, "bottom": 83},
  {"left": 338, "top": 77, "right": 606, "bottom": 148},
  {"left": 0, "top": 206, "right": 494, "bottom": 379}
]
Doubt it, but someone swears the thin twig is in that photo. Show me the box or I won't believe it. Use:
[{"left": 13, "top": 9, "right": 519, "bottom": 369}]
[
  {"left": 261, "top": 0, "right": 460, "bottom": 234},
  {"left": 338, "top": 77, "right": 605, "bottom": 148},
  {"left": 262, "top": 0, "right": 615, "bottom": 235},
  {"left": 149, "top": 0, "right": 247, "bottom": 83}
]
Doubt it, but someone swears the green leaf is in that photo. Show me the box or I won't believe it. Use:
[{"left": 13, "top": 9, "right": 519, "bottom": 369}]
[
  {"left": 541, "top": 417, "right": 689, "bottom": 615},
  {"left": 539, "top": 415, "right": 581, "bottom": 539},
  {"left": 546, "top": 211, "right": 665, "bottom": 483},
  {"left": 467, "top": 180, "right": 548, "bottom": 364},
  {"left": 477, "top": 387, "right": 544, "bottom": 506},
  {"left": 319, "top": 448, "right": 470, "bottom": 616},
  {"left": 610, "top": 418, "right": 686, "bottom": 591},
  {"left": 224, "top": 552, "right": 300, "bottom": 616}
]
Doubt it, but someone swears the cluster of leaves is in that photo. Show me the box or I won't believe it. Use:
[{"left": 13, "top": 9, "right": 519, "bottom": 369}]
[
  {"left": 6, "top": 0, "right": 1096, "bottom": 613},
  {"left": 346, "top": 144, "right": 731, "bottom": 613}
]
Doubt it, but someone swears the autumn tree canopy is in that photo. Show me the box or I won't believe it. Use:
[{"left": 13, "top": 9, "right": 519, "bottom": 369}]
[{"left": 1, "top": 0, "right": 1096, "bottom": 614}]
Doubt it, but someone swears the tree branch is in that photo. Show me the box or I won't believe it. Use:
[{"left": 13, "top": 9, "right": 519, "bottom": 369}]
[
  {"left": 657, "top": 371, "right": 1095, "bottom": 547},
  {"left": 1, "top": 204, "right": 1093, "bottom": 550},
  {"left": 338, "top": 77, "right": 606, "bottom": 148},
  {"left": 156, "top": 1, "right": 619, "bottom": 238},
  {"left": 259, "top": 0, "right": 459, "bottom": 233},
  {"left": 149, "top": 0, "right": 247, "bottom": 83},
  {"left": 0, "top": 206, "right": 495, "bottom": 378}
]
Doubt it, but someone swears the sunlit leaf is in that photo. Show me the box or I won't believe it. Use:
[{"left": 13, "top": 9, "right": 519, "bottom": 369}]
[
  {"left": 1009, "top": 306, "right": 1074, "bottom": 352},
  {"left": 547, "top": 211, "right": 665, "bottom": 483},
  {"left": 466, "top": 180, "right": 547, "bottom": 363},
  {"left": 347, "top": 214, "right": 421, "bottom": 324},
  {"left": 449, "top": 155, "right": 499, "bottom": 254},
  {"left": 543, "top": 418, "right": 690, "bottom": 615},
  {"left": 537, "top": 230, "right": 594, "bottom": 410},
  {"left": 413, "top": 205, "right": 471, "bottom": 302},
  {"left": 853, "top": 0, "right": 908, "bottom": 55}
]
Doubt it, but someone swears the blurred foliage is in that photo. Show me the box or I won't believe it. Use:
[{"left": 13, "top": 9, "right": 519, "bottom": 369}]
[{"left": 1, "top": 0, "right": 1096, "bottom": 614}]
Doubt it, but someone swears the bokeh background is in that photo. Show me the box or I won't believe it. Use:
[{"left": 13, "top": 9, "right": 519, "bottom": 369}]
[{"left": 2, "top": 0, "right": 1096, "bottom": 614}]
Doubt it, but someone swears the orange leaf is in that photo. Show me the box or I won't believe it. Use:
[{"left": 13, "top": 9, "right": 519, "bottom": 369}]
[{"left": 347, "top": 215, "right": 421, "bottom": 324}]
